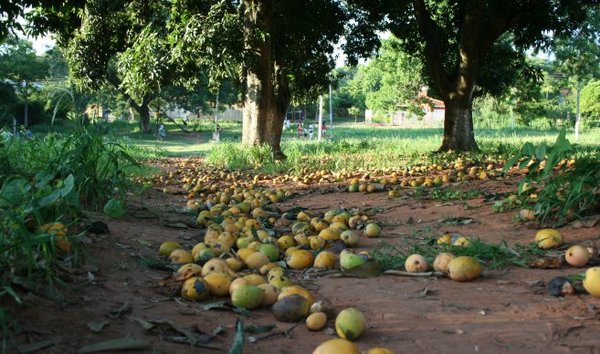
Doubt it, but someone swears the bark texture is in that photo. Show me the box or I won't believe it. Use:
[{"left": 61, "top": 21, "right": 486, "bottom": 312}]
[
  {"left": 410, "top": 0, "right": 515, "bottom": 152},
  {"left": 242, "top": 0, "right": 289, "bottom": 160}
]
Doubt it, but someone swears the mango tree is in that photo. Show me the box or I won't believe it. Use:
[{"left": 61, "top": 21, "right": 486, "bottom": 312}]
[
  {"left": 347, "top": 0, "right": 598, "bottom": 151},
  {"left": 168, "top": 0, "right": 348, "bottom": 159}
]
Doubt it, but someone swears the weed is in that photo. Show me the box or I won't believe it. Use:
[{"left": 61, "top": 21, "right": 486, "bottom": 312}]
[
  {"left": 505, "top": 130, "right": 600, "bottom": 226},
  {"left": 430, "top": 188, "right": 482, "bottom": 201},
  {"left": 372, "top": 237, "right": 548, "bottom": 272},
  {"left": 0, "top": 127, "right": 139, "bottom": 342}
]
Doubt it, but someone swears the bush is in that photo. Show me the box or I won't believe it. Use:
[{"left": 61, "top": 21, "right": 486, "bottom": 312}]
[
  {"left": 505, "top": 130, "right": 600, "bottom": 226},
  {"left": 0, "top": 127, "right": 140, "bottom": 330}
]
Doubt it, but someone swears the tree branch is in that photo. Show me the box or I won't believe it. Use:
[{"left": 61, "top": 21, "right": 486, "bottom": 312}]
[{"left": 411, "top": 0, "right": 451, "bottom": 99}]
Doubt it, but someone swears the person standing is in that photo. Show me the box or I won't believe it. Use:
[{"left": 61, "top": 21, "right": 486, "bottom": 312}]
[
  {"left": 158, "top": 124, "right": 167, "bottom": 140},
  {"left": 213, "top": 124, "right": 222, "bottom": 142}
]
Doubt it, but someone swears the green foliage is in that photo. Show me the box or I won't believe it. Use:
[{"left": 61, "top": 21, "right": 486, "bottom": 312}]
[
  {"left": 206, "top": 143, "right": 278, "bottom": 172},
  {"left": 0, "top": 173, "right": 79, "bottom": 312},
  {"left": 347, "top": 106, "right": 361, "bottom": 122},
  {"left": 372, "top": 238, "right": 547, "bottom": 272},
  {"left": 0, "top": 35, "right": 51, "bottom": 126},
  {"left": 347, "top": 36, "right": 424, "bottom": 113},
  {"left": 0, "top": 35, "right": 49, "bottom": 84},
  {"left": 203, "top": 123, "right": 600, "bottom": 174},
  {"left": 0, "top": 126, "right": 140, "bottom": 335},
  {"left": 581, "top": 80, "right": 600, "bottom": 126},
  {"left": 504, "top": 130, "right": 600, "bottom": 225},
  {"left": 1, "top": 127, "right": 139, "bottom": 210},
  {"left": 473, "top": 94, "right": 511, "bottom": 129}
]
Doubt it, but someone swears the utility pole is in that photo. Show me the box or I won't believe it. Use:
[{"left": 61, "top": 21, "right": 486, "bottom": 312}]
[
  {"left": 214, "top": 87, "right": 220, "bottom": 126},
  {"left": 510, "top": 99, "right": 515, "bottom": 129},
  {"left": 318, "top": 95, "right": 323, "bottom": 141},
  {"left": 328, "top": 84, "right": 333, "bottom": 132},
  {"left": 575, "top": 82, "right": 581, "bottom": 141}
]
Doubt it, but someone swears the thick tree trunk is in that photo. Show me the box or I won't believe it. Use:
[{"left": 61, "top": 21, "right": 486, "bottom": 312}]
[
  {"left": 439, "top": 99, "right": 478, "bottom": 152},
  {"left": 106, "top": 73, "right": 152, "bottom": 134},
  {"left": 128, "top": 98, "right": 151, "bottom": 134},
  {"left": 411, "top": 0, "right": 494, "bottom": 153},
  {"left": 242, "top": 0, "right": 288, "bottom": 160}
]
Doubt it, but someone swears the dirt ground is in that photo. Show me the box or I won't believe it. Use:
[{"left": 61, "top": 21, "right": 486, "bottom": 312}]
[{"left": 6, "top": 168, "right": 600, "bottom": 354}]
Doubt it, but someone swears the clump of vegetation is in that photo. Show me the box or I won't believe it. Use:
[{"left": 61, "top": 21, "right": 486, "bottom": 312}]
[
  {"left": 505, "top": 130, "right": 600, "bottom": 226},
  {"left": 372, "top": 238, "right": 548, "bottom": 272},
  {"left": 0, "top": 126, "right": 139, "bottom": 338}
]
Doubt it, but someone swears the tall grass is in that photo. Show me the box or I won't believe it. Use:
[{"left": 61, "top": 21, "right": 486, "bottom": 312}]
[
  {"left": 0, "top": 126, "right": 141, "bottom": 346},
  {"left": 1, "top": 126, "right": 140, "bottom": 209},
  {"left": 206, "top": 124, "right": 600, "bottom": 173}
]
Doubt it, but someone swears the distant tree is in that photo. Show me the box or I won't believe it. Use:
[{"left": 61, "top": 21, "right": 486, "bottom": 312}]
[
  {"left": 347, "top": 0, "right": 598, "bottom": 151},
  {"left": 352, "top": 35, "right": 425, "bottom": 113},
  {"left": 581, "top": 81, "right": 600, "bottom": 126},
  {"left": 347, "top": 106, "right": 361, "bottom": 123},
  {"left": 551, "top": 7, "right": 600, "bottom": 137},
  {"left": 168, "top": 0, "right": 348, "bottom": 159},
  {"left": 0, "top": 35, "right": 49, "bottom": 127},
  {"left": 0, "top": 82, "right": 18, "bottom": 124},
  {"left": 329, "top": 66, "right": 365, "bottom": 117}
]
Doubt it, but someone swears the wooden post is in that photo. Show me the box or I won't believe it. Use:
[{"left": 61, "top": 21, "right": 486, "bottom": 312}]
[{"left": 318, "top": 95, "right": 323, "bottom": 141}]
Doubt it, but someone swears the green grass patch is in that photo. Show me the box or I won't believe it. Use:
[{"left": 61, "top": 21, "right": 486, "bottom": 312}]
[{"left": 372, "top": 238, "right": 549, "bottom": 272}]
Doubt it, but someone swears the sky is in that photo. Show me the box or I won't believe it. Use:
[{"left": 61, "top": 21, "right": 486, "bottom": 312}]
[{"left": 30, "top": 35, "right": 55, "bottom": 54}]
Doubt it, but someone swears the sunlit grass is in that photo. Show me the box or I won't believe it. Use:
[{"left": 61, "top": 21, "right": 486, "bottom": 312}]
[{"left": 114, "top": 118, "right": 600, "bottom": 172}]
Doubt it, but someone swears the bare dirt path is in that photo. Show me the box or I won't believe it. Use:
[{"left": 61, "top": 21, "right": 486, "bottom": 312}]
[{"left": 7, "top": 177, "right": 600, "bottom": 354}]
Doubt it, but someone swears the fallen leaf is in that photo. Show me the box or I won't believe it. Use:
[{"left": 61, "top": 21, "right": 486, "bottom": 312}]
[
  {"left": 202, "top": 300, "right": 250, "bottom": 316},
  {"left": 17, "top": 336, "right": 62, "bottom": 353},
  {"left": 137, "top": 239, "right": 153, "bottom": 247},
  {"left": 162, "top": 222, "right": 189, "bottom": 229},
  {"left": 108, "top": 302, "right": 132, "bottom": 319},
  {"left": 128, "top": 317, "right": 221, "bottom": 349},
  {"left": 571, "top": 215, "right": 600, "bottom": 228},
  {"left": 213, "top": 325, "right": 226, "bottom": 336},
  {"left": 245, "top": 323, "right": 276, "bottom": 334},
  {"left": 439, "top": 216, "right": 475, "bottom": 225},
  {"left": 127, "top": 316, "right": 154, "bottom": 330},
  {"left": 87, "top": 321, "right": 109, "bottom": 333},
  {"left": 528, "top": 257, "right": 563, "bottom": 269},
  {"left": 228, "top": 319, "right": 244, "bottom": 354},
  {"left": 78, "top": 337, "right": 151, "bottom": 353}
]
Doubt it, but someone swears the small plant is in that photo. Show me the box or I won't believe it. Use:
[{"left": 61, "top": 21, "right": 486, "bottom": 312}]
[
  {"left": 504, "top": 130, "right": 600, "bottom": 226},
  {"left": 372, "top": 238, "right": 548, "bottom": 271},
  {"left": 491, "top": 194, "right": 525, "bottom": 213},
  {"left": 0, "top": 127, "right": 139, "bottom": 346},
  {"left": 430, "top": 188, "right": 482, "bottom": 201}
]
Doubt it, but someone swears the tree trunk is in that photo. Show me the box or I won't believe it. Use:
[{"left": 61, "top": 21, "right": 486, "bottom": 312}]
[
  {"left": 439, "top": 99, "right": 478, "bottom": 152},
  {"left": 131, "top": 102, "right": 151, "bottom": 134},
  {"left": 106, "top": 73, "right": 152, "bottom": 134},
  {"left": 127, "top": 96, "right": 152, "bottom": 134},
  {"left": 242, "top": 0, "right": 288, "bottom": 160},
  {"left": 411, "top": 0, "right": 496, "bottom": 153}
]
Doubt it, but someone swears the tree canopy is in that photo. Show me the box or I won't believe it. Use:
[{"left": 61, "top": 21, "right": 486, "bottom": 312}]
[
  {"left": 166, "top": 0, "right": 349, "bottom": 157},
  {"left": 347, "top": 0, "right": 599, "bottom": 151}
]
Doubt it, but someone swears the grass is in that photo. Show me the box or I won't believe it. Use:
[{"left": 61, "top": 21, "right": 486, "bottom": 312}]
[
  {"left": 371, "top": 237, "right": 550, "bottom": 272},
  {"left": 111, "top": 119, "right": 243, "bottom": 159},
  {"left": 0, "top": 125, "right": 141, "bottom": 341},
  {"left": 26, "top": 119, "right": 600, "bottom": 171},
  {"left": 202, "top": 122, "right": 600, "bottom": 173}
]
